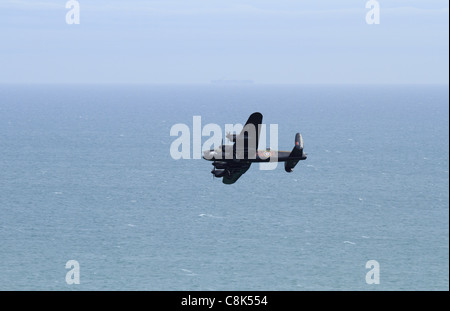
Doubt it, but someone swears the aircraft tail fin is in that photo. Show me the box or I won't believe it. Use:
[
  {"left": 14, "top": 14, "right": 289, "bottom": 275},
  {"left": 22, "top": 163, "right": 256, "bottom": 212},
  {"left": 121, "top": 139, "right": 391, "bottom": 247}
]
[{"left": 285, "top": 133, "right": 307, "bottom": 172}]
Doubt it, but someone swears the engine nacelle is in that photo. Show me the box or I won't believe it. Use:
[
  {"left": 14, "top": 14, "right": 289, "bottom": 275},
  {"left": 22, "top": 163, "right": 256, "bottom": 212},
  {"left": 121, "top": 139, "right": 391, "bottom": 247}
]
[
  {"left": 211, "top": 169, "right": 227, "bottom": 177},
  {"left": 212, "top": 161, "right": 228, "bottom": 169}
]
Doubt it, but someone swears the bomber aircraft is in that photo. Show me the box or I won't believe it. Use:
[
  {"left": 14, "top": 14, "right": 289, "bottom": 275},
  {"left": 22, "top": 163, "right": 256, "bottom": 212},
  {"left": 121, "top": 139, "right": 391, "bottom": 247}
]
[{"left": 202, "top": 112, "right": 307, "bottom": 184}]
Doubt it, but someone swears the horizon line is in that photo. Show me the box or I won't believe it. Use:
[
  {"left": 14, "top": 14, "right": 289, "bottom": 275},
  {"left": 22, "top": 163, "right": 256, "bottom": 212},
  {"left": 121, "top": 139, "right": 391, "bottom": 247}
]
[{"left": 0, "top": 82, "right": 448, "bottom": 86}]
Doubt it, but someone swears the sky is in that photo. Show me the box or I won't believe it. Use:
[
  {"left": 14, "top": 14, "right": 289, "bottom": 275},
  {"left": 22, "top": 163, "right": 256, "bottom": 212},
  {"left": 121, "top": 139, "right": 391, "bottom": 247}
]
[{"left": 0, "top": 0, "right": 448, "bottom": 84}]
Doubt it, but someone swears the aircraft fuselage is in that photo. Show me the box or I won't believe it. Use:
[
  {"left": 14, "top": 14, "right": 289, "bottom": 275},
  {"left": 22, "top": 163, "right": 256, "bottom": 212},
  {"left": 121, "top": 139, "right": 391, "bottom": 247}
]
[{"left": 203, "top": 148, "right": 307, "bottom": 163}]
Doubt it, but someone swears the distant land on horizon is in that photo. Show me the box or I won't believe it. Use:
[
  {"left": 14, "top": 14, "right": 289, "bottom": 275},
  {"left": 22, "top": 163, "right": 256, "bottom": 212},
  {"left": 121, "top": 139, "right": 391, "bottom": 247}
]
[{"left": 211, "top": 79, "right": 255, "bottom": 85}]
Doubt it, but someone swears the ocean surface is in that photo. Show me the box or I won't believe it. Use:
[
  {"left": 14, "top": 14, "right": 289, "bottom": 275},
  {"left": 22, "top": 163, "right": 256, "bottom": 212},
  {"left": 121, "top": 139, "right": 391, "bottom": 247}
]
[{"left": 0, "top": 84, "right": 448, "bottom": 290}]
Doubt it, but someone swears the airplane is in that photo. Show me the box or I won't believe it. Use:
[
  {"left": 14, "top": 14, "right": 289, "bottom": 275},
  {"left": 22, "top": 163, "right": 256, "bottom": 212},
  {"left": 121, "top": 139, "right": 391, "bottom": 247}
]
[{"left": 202, "top": 112, "right": 307, "bottom": 184}]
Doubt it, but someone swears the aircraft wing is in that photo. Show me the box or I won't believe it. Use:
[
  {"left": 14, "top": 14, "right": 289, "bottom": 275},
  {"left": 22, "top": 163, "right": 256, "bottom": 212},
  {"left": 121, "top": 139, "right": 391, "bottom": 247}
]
[
  {"left": 234, "top": 112, "right": 263, "bottom": 158},
  {"left": 222, "top": 163, "right": 251, "bottom": 185}
]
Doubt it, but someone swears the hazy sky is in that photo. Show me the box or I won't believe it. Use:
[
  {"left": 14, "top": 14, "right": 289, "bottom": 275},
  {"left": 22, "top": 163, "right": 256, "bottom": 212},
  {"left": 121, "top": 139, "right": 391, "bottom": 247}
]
[{"left": 0, "top": 0, "right": 448, "bottom": 84}]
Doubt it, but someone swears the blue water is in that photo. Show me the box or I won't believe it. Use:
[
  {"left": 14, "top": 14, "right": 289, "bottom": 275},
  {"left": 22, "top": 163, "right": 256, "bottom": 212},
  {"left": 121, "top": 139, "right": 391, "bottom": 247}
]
[{"left": 0, "top": 84, "right": 448, "bottom": 290}]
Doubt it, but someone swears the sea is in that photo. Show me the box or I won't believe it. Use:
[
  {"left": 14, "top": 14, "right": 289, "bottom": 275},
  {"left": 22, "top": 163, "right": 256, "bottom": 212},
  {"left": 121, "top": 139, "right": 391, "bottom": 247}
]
[{"left": 0, "top": 84, "right": 448, "bottom": 291}]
